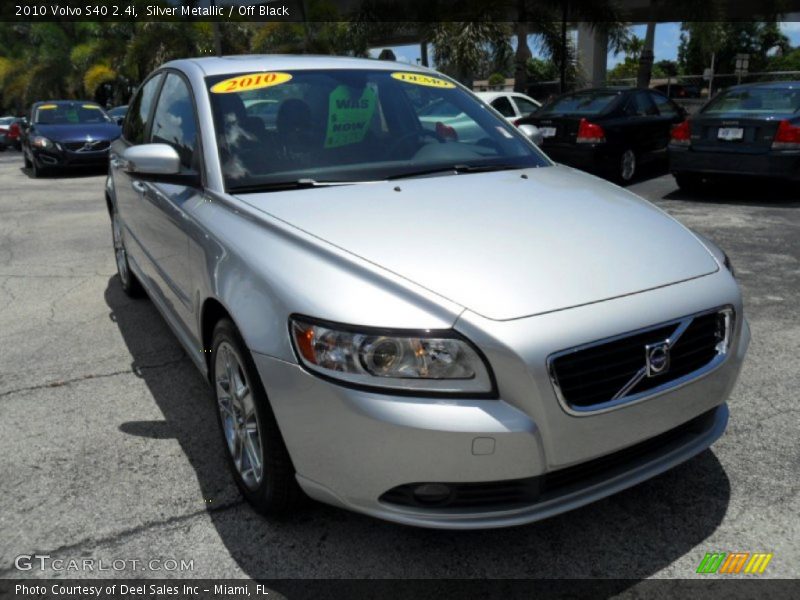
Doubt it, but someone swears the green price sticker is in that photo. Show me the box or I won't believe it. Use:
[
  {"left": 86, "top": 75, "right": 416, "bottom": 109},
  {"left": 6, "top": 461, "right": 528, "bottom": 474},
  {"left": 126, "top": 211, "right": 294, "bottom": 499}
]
[{"left": 325, "top": 85, "right": 377, "bottom": 149}]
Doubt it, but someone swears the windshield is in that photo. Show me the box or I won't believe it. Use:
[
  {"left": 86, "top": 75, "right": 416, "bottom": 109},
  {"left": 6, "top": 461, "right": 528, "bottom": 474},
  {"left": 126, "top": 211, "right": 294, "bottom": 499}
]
[
  {"left": 0, "top": 117, "right": 13, "bottom": 125},
  {"left": 34, "top": 103, "right": 111, "bottom": 125},
  {"left": 703, "top": 87, "right": 800, "bottom": 115},
  {"left": 536, "top": 91, "right": 621, "bottom": 116},
  {"left": 205, "top": 69, "right": 549, "bottom": 190}
]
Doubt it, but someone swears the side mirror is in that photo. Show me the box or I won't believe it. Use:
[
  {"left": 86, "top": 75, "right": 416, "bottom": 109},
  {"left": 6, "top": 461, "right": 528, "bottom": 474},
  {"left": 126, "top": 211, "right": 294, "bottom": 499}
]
[
  {"left": 122, "top": 143, "right": 180, "bottom": 176},
  {"left": 114, "top": 116, "right": 125, "bottom": 126},
  {"left": 518, "top": 124, "right": 544, "bottom": 146}
]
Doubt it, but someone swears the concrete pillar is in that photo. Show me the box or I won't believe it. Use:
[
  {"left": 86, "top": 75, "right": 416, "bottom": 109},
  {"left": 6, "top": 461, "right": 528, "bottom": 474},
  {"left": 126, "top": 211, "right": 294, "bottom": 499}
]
[{"left": 577, "top": 24, "right": 608, "bottom": 88}]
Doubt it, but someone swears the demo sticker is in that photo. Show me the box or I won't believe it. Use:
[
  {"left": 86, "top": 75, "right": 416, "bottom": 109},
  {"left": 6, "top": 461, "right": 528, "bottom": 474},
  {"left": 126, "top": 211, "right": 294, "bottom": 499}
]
[
  {"left": 391, "top": 72, "right": 456, "bottom": 89},
  {"left": 210, "top": 72, "right": 292, "bottom": 94},
  {"left": 82, "top": 104, "right": 100, "bottom": 109},
  {"left": 38, "top": 104, "right": 57, "bottom": 109}
]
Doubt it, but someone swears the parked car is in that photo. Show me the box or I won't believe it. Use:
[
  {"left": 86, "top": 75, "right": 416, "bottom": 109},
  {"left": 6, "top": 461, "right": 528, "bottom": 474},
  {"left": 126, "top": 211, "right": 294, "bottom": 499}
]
[
  {"left": 6, "top": 117, "right": 26, "bottom": 150},
  {"left": 22, "top": 100, "right": 121, "bottom": 177},
  {"left": 669, "top": 81, "right": 800, "bottom": 191},
  {"left": 475, "top": 91, "right": 542, "bottom": 124},
  {"left": 0, "top": 116, "right": 14, "bottom": 149},
  {"left": 107, "top": 104, "right": 128, "bottom": 125},
  {"left": 518, "top": 87, "right": 686, "bottom": 183},
  {"left": 652, "top": 83, "right": 702, "bottom": 99},
  {"left": 108, "top": 56, "right": 748, "bottom": 529}
]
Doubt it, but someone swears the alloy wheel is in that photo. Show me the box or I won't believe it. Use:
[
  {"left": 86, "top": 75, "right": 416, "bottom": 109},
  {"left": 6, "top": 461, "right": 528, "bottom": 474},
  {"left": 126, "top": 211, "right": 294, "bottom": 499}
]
[
  {"left": 112, "top": 213, "right": 130, "bottom": 287},
  {"left": 215, "top": 342, "right": 264, "bottom": 490},
  {"left": 620, "top": 149, "right": 636, "bottom": 182}
]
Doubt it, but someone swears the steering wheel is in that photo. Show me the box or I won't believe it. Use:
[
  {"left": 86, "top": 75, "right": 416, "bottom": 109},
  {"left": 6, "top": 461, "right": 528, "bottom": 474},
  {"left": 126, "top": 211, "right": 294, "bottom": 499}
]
[{"left": 387, "top": 129, "right": 444, "bottom": 158}]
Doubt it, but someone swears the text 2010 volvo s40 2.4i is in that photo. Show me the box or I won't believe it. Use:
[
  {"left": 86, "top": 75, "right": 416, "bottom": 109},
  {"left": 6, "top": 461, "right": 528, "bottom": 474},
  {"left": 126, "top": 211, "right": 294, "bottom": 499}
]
[{"left": 107, "top": 56, "right": 749, "bottom": 529}]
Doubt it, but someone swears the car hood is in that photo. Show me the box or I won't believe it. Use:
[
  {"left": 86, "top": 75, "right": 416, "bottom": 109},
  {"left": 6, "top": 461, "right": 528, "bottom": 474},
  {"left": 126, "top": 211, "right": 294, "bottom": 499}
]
[
  {"left": 33, "top": 123, "right": 121, "bottom": 142},
  {"left": 236, "top": 165, "right": 719, "bottom": 321}
]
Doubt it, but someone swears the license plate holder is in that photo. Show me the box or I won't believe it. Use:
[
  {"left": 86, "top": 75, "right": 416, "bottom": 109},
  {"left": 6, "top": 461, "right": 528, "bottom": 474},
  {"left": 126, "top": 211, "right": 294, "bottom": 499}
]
[
  {"left": 540, "top": 127, "right": 557, "bottom": 138},
  {"left": 717, "top": 127, "right": 744, "bottom": 141}
]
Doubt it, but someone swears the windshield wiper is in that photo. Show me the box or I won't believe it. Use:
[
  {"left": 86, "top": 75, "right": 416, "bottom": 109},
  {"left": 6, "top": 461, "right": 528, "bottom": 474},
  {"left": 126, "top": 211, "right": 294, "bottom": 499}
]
[
  {"left": 388, "top": 164, "right": 521, "bottom": 180},
  {"left": 228, "top": 179, "right": 355, "bottom": 194}
]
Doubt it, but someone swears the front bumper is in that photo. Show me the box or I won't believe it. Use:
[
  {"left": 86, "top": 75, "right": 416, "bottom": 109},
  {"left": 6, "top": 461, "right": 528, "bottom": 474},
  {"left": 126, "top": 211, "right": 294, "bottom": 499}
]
[
  {"left": 31, "top": 146, "right": 109, "bottom": 168},
  {"left": 254, "top": 272, "right": 749, "bottom": 529},
  {"left": 669, "top": 146, "right": 800, "bottom": 180}
]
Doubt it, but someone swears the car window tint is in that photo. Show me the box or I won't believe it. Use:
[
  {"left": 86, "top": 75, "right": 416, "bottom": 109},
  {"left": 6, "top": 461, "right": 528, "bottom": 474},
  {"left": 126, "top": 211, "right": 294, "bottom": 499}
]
[
  {"left": 124, "top": 73, "right": 163, "bottom": 144},
  {"left": 650, "top": 92, "right": 679, "bottom": 117},
  {"left": 703, "top": 87, "right": 800, "bottom": 114},
  {"left": 513, "top": 97, "right": 539, "bottom": 117},
  {"left": 538, "top": 91, "right": 619, "bottom": 116},
  {"left": 626, "top": 92, "right": 658, "bottom": 117},
  {"left": 491, "top": 96, "right": 516, "bottom": 117},
  {"left": 150, "top": 73, "right": 198, "bottom": 171}
]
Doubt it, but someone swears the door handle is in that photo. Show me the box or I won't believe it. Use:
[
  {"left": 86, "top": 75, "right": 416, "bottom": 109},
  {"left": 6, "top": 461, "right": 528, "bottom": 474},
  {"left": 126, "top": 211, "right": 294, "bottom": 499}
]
[{"left": 131, "top": 180, "right": 147, "bottom": 194}]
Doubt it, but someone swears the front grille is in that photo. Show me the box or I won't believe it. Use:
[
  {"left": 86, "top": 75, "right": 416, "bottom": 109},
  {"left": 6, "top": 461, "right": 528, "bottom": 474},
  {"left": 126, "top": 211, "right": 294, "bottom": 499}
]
[
  {"left": 549, "top": 308, "right": 732, "bottom": 412},
  {"left": 379, "top": 408, "right": 718, "bottom": 511},
  {"left": 63, "top": 140, "right": 110, "bottom": 152}
]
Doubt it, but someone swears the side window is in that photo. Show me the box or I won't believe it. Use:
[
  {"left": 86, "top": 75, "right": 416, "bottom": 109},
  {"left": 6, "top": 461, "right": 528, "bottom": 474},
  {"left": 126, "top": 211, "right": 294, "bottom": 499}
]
[
  {"left": 150, "top": 73, "right": 198, "bottom": 171},
  {"left": 491, "top": 96, "right": 516, "bottom": 118},
  {"left": 626, "top": 92, "right": 658, "bottom": 117},
  {"left": 513, "top": 97, "right": 540, "bottom": 117},
  {"left": 650, "top": 92, "right": 679, "bottom": 117},
  {"left": 123, "top": 73, "right": 163, "bottom": 144}
]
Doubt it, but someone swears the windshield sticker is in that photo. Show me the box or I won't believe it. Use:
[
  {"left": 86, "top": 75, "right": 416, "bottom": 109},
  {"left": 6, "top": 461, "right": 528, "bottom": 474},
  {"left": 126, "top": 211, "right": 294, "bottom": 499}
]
[
  {"left": 324, "top": 85, "right": 377, "bottom": 149},
  {"left": 38, "top": 104, "right": 57, "bottom": 109},
  {"left": 391, "top": 72, "right": 456, "bottom": 89},
  {"left": 210, "top": 72, "right": 292, "bottom": 94},
  {"left": 82, "top": 104, "right": 101, "bottom": 109}
]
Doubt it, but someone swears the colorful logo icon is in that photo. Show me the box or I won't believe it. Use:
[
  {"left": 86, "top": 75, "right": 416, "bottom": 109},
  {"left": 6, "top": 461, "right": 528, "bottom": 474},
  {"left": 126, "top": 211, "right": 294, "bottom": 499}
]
[{"left": 696, "top": 552, "right": 773, "bottom": 574}]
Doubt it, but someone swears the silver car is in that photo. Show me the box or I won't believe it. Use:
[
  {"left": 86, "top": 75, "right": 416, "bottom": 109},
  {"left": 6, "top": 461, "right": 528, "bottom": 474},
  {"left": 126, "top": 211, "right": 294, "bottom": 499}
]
[{"left": 107, "top": 56, "right": 749, "bottom": 529}]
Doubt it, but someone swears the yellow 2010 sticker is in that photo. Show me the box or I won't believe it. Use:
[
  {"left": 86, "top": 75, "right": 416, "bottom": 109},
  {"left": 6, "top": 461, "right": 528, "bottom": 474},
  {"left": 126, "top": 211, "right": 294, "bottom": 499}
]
[
  {"left": 210, "top": 72, "right": 292, "bottom": 94},
  {"left": 38, "top": 104, "right": 58, "bottom": 109},
  {"left": 391, "top": 72, "right": 456, "bottom": 89},
  {"left": 82, "top": 104, "right": 100, "bottom": 109}
]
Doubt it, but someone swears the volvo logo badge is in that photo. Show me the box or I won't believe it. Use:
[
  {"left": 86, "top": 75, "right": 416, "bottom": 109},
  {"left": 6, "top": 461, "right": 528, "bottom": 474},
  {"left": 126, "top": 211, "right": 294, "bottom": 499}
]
[{"left": 645, "top": 341, "right": 670, "bottom": 377}]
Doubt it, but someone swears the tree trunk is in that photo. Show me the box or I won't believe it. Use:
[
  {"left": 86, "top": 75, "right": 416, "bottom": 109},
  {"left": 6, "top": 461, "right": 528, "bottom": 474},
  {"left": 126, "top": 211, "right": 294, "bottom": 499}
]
[
  {"left": 513, "top": 22, "right": 531, "bottom": 93},
  {"left": 559, "top": 0, "right": 568, "bottom": 93},
  {"left": 636, "top": 22, "right": 656, "bottom": 88},
  {"left": 420, "top": 41, "right": 429, "bottom": 67}
]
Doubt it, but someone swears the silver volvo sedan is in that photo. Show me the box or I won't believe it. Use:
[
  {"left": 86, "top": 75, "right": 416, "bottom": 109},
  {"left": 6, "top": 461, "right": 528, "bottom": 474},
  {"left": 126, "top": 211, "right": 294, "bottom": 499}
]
[{"left": 106, "top": 56, "right": 750, "bottom": 529}]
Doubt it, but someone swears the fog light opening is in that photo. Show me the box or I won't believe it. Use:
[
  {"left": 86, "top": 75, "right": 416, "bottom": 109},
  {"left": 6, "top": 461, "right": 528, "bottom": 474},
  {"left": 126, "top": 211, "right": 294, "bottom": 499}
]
[{"left": 412, "top": 483, "right": 452, "bottom": 505}]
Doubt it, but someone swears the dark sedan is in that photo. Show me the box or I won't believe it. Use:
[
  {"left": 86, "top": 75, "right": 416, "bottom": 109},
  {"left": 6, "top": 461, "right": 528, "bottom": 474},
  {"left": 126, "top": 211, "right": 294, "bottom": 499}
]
[
  {"left": 669, "top": 81, "right": 800, "bottom": 191},
  {"left": 518, "top": 87, "right": 686, "bottom": 183},
  {"left": 22, "top": 100, "right": 121, "bottom": 177}
]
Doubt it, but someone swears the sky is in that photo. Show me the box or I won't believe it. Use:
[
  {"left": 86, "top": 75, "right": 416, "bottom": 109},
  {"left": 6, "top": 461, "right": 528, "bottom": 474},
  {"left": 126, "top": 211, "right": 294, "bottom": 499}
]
[{"left": 370, "top": 21, "right": 800, "bottom": 70}]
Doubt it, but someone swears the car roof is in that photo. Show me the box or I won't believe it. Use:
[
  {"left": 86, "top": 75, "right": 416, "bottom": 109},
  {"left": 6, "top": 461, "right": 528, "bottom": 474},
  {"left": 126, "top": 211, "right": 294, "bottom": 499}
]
[{"left": 165, "top": 55, "right": 438, "bottom": 78}]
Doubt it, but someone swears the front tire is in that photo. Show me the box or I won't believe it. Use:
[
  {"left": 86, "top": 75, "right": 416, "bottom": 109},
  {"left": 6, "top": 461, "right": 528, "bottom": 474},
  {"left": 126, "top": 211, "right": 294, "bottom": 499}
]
[
  {"left": 211, "top": 319, "right": 303, "bottom": 514},
  {"left": 111, "top": 208, "right": 143, "bottom": 297}
]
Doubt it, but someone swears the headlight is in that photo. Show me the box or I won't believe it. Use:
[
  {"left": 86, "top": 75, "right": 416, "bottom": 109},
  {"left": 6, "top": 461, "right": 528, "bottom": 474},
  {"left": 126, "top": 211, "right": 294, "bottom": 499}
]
[
  {"left": 289, "top": 317, "right": 495, "bottom": 395},
  {"left": 31, "top": 136, "right": 53, "bottom": 149}
]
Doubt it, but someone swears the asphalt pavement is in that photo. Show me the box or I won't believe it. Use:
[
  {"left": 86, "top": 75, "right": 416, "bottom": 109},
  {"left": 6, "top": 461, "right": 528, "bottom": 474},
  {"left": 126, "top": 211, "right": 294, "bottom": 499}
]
[{"left": 0, "top": 151, "right": 798, "bottom": 583}]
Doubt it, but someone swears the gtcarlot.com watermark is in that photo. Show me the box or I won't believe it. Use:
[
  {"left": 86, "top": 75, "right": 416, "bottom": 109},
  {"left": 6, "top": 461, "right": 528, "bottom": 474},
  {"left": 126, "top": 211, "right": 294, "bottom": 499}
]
[{"left": 14, "top": 554, "right": 194, "bottom": 572}]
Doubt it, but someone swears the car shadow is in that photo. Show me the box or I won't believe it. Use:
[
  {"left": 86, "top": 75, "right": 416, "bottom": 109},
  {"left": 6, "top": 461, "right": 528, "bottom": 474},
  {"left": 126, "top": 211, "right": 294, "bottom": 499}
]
[
  {"left": 105, "top": 276, "right": 731, "bottom": 587},
  {"left": 19, "top": 165, "right": 107, "bottom": 179},
  {"left": 664, "top": 179, "right": 800, "bottom": 207}
]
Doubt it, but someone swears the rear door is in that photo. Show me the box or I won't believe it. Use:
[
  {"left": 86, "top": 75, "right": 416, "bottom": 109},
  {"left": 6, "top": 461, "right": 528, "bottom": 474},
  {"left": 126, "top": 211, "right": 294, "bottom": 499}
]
[
  {"left": 648, "top": 91, "right": 685, "bottom": 151},
  {"left": 619, "top": 91, "right": 662, "bottom": 158}
]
